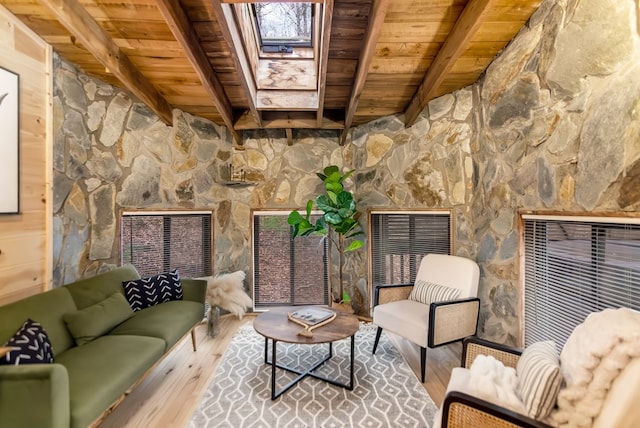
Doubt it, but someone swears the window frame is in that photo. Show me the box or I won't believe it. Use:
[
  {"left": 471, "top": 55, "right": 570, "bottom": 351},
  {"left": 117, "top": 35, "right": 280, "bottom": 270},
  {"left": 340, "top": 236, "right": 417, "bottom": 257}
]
[
  {"left": 251, "top": 2, "right": 315, "bottom": 50},
  {"left": 120, "top": 210, "right": 214, "bottom": 279},
  {"left": 251, "top": 209, "right": 329, "bottom": 310},
  {"left": 368, "top": 209, "right": 453, "bottom": 307},
  {"left": 520, "top": 211, "right": 640, "bottom": 348}
]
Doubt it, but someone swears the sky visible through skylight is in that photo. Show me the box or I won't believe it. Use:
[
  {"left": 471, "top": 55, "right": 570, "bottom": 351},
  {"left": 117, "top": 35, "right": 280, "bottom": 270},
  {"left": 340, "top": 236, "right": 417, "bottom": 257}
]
[{"left": 254, "top": 3, "right": 312, "bottom": 45}]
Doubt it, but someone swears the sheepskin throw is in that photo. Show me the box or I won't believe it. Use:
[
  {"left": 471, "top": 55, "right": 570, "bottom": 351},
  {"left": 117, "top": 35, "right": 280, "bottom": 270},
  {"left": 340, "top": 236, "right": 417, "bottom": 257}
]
[{"left": 203, "top": 271, "right": 252, "bottom": 318}]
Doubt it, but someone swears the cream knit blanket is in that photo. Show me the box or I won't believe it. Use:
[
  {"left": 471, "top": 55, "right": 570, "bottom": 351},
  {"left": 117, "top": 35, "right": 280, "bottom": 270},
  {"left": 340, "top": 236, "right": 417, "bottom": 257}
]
[{"left": 550, "top": 308, "right": 640, "bottom": 428}]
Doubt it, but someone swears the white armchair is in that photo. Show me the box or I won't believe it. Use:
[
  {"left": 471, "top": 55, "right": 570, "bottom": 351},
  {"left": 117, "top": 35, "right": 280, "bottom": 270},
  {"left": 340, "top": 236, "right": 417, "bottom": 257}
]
[
  {"left": 372, "top": 254, "right": 480, "bottom": 382},
  {"left": 437, "top": 308, "right": 640, "bottom": 428}
]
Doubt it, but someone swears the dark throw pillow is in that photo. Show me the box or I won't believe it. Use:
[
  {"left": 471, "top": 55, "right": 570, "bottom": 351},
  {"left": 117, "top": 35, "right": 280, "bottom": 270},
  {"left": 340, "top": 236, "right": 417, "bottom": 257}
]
[
  {"left": 122, "top": 269, "right": 183, "bottom": 312},
  {"left": 0, "top": 318, "right": 54, "bottom": 365}
]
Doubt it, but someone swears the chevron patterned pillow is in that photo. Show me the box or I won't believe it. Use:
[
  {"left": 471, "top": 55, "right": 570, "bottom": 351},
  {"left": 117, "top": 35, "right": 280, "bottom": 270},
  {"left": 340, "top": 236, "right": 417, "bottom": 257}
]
[
  {"left": 0, "top": 318, "right": 54, "bottom": 365},
  {"left": 122, "top": 269, "right": 184, "bottom": 312}
]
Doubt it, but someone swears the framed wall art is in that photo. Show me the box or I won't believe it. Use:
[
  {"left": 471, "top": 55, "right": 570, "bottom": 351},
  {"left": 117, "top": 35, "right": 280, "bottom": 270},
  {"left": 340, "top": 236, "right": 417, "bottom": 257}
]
[{"left": 0, "top": 66, "right": 19, "bottom": 214}]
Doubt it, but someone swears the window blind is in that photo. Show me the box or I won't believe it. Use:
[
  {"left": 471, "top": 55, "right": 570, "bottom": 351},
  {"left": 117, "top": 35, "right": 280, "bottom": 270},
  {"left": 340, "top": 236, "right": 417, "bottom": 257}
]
[
  {"left": 252, "top": 211, "right": 328, "bottom": 308},
  {"left": 121, "top": 211, "right": 213, "bottom": 278},
  {"left": 523, "top": 216, "right": 640, "bottom": 347},
  {"left": 370, "top": 211, "right": 451, "bottom": 286}
]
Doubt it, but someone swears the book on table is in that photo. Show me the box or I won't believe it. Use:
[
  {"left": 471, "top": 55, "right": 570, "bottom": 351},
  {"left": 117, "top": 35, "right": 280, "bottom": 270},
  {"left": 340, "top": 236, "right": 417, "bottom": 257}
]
[{"left": 289, "top": 307, "right": 336, "bottom": 326}]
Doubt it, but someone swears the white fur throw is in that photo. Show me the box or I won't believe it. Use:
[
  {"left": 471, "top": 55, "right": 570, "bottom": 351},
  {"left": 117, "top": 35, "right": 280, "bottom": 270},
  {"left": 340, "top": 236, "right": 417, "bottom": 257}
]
[
  {"left": 202, "top": 271, "right": 252, "bottom": 319},
  {"left": 550, "top": 308, "right": 640, "bottom": 428},
  {"left": 468, "top": 354, "right": 526, "bottom": 415}
]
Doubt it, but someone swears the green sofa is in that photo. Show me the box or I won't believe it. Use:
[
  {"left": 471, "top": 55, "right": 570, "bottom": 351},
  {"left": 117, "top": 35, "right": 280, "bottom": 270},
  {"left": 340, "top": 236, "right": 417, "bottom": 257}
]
[{"left": 0, "top": 265, "right": 206, "bottom": 428}]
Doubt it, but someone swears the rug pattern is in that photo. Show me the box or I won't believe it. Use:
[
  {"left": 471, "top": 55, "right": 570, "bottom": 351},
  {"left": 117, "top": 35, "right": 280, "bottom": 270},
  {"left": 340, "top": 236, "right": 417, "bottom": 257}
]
[{"left": 188, "top": 323, "right": 437, "bottom": 427}]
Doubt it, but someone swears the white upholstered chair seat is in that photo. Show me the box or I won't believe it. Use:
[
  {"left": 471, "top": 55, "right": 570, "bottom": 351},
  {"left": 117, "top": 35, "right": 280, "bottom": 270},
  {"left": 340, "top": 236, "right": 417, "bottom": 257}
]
[{"left": 372, "top": 300, "right": 430, "bottom": 348}]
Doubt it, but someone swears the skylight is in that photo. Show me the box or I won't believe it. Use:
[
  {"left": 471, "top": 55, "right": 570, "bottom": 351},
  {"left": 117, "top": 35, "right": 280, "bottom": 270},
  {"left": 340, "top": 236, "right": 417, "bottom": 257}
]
[{"left": 253, "top": 3, "right": 313, "bottom": 50}]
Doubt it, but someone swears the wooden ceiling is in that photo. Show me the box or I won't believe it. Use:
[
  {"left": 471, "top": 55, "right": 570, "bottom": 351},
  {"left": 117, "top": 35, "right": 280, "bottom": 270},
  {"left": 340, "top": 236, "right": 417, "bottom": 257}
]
[{"left": 1, "top": 0, "right": 542, "bottom": 144}]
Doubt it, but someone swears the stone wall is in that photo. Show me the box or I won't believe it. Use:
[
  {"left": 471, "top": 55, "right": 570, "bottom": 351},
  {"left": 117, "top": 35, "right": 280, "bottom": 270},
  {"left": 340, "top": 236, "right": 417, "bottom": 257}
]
[
  {"left": 51, "top": 0, "right": 640, "bottom": 344},
  {"left": 471, "top": 0, "right": 640, "bottom": 344}
]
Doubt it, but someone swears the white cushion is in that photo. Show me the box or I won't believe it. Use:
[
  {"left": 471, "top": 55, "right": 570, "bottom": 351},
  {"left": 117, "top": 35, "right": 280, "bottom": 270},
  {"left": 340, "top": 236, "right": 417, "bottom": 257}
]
[
  {"left": 516, "top": 340, "right": 562, "bottom": 419},
  {"left": 408, "top": 280, "right": 460, "bottom": 305},
  {"left": 373, "top": 300, "right": 429, "bottom": 348}
]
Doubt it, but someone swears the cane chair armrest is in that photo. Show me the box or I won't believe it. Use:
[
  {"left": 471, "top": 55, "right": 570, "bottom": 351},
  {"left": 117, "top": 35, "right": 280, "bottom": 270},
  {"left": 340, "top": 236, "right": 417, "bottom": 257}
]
[
  {"left": 428, "top": 298, "right": 480, "bottom": 347},
  {"left": 461, "top": 337, "right": 523, "bottom": 369},
  {"left": 372, "top": 283, "right": 413, "bottom": 306},
  {"left": 442, "top": 391, "right": 552, "bottom": 428}
]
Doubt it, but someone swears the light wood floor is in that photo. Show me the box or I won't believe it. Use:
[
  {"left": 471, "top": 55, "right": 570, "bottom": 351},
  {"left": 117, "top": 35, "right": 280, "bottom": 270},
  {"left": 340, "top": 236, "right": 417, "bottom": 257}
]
[{"left": 100, "top": 314, "right": 461, "bottom": 427}]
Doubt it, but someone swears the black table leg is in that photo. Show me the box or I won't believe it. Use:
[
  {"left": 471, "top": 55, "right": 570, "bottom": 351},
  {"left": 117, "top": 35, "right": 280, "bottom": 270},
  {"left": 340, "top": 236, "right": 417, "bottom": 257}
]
[
  {"left": 264, "top": 334, "right": 356, "bottom": 400},
  {"left": 271, "top": 339, "right": 277, "bottom": 400},
  {"left": 264, "top": 337, "right": 268, "bottom": 364}
]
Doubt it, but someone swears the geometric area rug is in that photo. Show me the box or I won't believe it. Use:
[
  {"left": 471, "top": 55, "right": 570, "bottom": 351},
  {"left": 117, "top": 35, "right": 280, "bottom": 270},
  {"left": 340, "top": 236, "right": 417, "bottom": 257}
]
[{"left": 188, "top": 323, "right": 438, "bottom": 427}]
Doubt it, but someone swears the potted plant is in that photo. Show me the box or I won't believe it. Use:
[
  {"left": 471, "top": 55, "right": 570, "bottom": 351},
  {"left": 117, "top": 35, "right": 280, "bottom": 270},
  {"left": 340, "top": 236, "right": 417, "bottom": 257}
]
[{"left": 287, "top": 165, "right": 364, "bottom": 311}]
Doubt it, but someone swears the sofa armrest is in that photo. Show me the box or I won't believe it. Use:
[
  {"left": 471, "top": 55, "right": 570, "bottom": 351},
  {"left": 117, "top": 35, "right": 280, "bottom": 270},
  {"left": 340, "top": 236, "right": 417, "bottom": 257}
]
[
  {"left": 0, "top": 363, "right": 70, "bottom": 428},
  {"left": 442, "top": 391, "right": 551, "bottom": 428},
  {"left": 181, "top": 278, "right": 207, "bottom": 304},
  {"left": 373, "top": 283, "right": 413, "bottom": 306},
  {"left": 428, "top": 298, "right": 480, "bottom": 347},
  {"left": 461, "top": 336, "right": 522, "bottom": 369}
]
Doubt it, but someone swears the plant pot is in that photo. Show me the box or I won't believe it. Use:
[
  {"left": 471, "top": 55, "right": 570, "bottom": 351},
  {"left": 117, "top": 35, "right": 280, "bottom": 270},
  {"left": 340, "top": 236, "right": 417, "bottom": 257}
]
[{"left": 331, "top": 301, "right": 354, "bottom": 314}]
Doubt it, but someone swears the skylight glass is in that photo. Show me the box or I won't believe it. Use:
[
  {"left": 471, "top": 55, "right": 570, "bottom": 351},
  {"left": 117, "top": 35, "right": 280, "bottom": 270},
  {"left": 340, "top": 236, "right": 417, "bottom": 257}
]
[{"left": 253, "top": 3, "right": 313, "bottom": 48}]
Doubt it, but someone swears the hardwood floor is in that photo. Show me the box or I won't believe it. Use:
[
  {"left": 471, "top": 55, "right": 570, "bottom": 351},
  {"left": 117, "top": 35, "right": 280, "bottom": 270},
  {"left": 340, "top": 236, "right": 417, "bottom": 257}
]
[{"left": 100, "top": 314, "right": 461, "bottom": 427}]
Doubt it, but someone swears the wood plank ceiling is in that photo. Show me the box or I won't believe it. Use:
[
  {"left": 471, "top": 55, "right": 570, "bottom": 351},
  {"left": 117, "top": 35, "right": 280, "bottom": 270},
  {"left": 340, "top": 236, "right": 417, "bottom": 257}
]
[{"left": 0, "top": 0, "right": 543, "bottom": 145}]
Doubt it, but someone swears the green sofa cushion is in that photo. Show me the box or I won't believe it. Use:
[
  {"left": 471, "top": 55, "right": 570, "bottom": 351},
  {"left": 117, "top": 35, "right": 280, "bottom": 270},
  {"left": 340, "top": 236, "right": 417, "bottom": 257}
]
[
  {"left": 64, "top": 265, "right": 140, "bottom": 310},
  {"left": 54, "top": 334, "right": 165, "bottom": 428},
  {"left": 0, "top": 287, "right": 76, "bottom": 355},
  {"left": 109, "top": 300, "right": 204, "bottom": 350},
  {"left": 63, "top": 293, "right": 134, "bottom": 346}
]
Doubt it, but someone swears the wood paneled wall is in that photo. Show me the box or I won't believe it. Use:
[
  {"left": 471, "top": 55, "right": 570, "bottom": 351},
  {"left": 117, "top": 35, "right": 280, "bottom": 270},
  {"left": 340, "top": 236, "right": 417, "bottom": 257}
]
[{"left": 0, "top": 6, "right": 51, "bottom": 305}]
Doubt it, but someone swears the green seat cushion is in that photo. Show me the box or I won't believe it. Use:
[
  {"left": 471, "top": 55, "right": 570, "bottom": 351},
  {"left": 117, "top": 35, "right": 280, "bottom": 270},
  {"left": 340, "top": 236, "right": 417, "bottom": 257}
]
[
  {"left": 63, "top": 265, "right": 140, "bottom": 310},
  {"left": 54, "top": 334, "right": 165, "bottom": 428},
  {"left": 0, "top": 288, "right": 77, "bottom": 355},
  {"left": 63, "top": 293, "right": 134, "bottom": 346},
  {"left": 109, "top": 300, "right": 204, "bottom": 350}
]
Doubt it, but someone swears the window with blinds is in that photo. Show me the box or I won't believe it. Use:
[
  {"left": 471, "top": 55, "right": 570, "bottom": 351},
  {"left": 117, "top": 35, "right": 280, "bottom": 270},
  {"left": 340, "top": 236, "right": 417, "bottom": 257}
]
[
  {"left": 523, "top": 214, "right": 640, "bottom": 348},
  {"left": 120, "top": 211, "right": 213, "bottom": 278},
  {"left": 369, "top": 210, "right": 452, "bottom": 286},
  {"left": 252, "top": 211, "right": 328, "bottom": 309}
]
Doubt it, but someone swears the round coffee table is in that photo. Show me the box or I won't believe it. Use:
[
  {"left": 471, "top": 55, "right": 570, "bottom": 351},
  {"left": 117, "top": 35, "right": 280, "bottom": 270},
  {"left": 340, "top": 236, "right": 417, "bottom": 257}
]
[{"left": 253, "top": 306, "right": 360, "bottom": 400}]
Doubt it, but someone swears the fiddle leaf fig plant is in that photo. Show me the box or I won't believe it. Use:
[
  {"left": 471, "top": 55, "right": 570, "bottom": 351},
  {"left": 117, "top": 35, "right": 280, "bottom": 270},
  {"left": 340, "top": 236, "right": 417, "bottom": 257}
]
[{"left": 288, "top": 165, "right": 364, "bottom": 304}]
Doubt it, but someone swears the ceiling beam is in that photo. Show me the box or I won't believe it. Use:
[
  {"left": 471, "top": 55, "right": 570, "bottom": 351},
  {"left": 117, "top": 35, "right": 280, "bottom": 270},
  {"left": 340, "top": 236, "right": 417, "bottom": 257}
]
[
  {"left": 155, "top": 0, "right": 242, "bottom": 145},
  {"left": 38, "top": 0, "right": 173, "bottom": 125},
  {"left": 211, "top": 1, "right": 262, "bottom": 128},
  {"left": 403, "top": 0, "right": 495, "bottom": 126},
  {"left": 285, "top": 128, "right": 293, "bottom": 146},
  {"left": 234, "top": 111, "right": 344, "bottom": 130},
  {"left": 316, "top": 0, "right": 334, "bottom": 127},
  {"left": 339, "top": 0, "right": 390, "bottom": 145}
]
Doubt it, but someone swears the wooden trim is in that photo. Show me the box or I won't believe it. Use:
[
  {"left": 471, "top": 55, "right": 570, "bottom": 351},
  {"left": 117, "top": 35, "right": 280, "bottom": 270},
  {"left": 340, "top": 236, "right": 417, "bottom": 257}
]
[
  {"left": 404, "top": 0, "right": 495, "bottom": 126},
  {"left": 211, "top": 1, "right": 262, "bottom": 130},
  {"left": 316, "top": 0, "right": 334, "bottom": 127},
  {"left": 155, "top": 0, "right": 241, "bottom": 145},
  {"left": 517, "top": 212, "right": 526, "bottom": 347},
  {"left": 285, "top": 128, "right": 293, "bottom": 146},
  {"left": 38, "top": 0, "right": 173, "bottom": 125},
  {"left": 340, "top": 0, "right": 390, "bottom": 145},
  {"left": 44, "top": 27, "right": 54, "bottom": 291},
  {"left": 234, "top": 111, "right": 344, "bottom": 130},
  {"left": 88, "top": 320, "right": 204, "bottom": 428}
]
